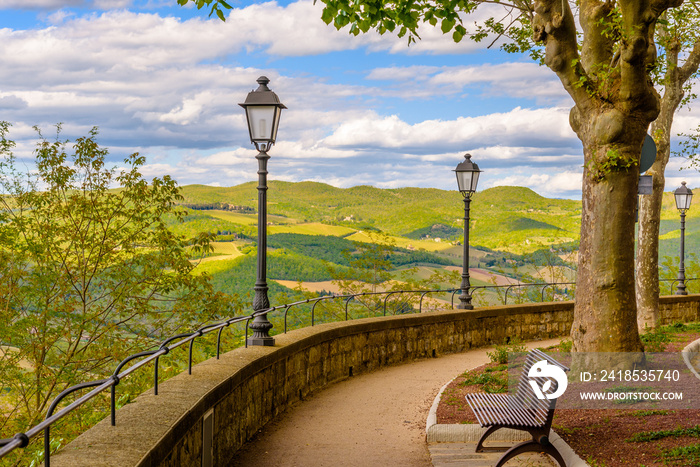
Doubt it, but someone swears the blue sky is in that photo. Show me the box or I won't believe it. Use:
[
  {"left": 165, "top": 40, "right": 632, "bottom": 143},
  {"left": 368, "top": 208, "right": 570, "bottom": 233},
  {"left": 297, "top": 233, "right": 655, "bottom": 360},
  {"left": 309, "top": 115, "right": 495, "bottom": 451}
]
[{"left": 1, "top": 0, "right": 699, "bottom": 198}]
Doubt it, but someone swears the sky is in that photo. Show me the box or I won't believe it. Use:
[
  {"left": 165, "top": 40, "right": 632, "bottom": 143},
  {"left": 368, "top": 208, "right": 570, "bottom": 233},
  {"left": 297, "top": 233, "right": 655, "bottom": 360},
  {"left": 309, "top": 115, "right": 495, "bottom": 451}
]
[{"left": 0, "top": 0, "right": 699, "bottom": 199}]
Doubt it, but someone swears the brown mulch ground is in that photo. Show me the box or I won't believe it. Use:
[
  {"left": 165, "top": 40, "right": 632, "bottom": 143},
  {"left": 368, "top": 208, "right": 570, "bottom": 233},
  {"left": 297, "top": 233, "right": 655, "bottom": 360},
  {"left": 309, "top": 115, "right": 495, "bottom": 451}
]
[{"left": 436, "top": 331, "right": 700, "bottom": 467}]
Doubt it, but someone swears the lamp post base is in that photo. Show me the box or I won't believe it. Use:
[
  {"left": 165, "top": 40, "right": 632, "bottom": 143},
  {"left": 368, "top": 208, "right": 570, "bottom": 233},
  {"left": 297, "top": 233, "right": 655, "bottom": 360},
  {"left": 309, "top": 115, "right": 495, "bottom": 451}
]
[
  {"left": 247, "top": 315, "right": 275, "bottom": 346},
  {"left": 248, "top": 286, "right": 274, "bottom": 346},
  {"left": 247, "top": 336, "right": 275, "bottom": 346}
]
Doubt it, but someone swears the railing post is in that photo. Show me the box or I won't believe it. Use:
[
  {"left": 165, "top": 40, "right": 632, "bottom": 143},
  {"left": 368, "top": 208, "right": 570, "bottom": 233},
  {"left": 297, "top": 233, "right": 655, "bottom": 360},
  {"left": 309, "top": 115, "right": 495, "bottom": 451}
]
[
  {"left": 345, "top": 295, "right": 354, "bottom": 321},
  {"left": 311, "top": 299, "right": 320, "bottom": 326},
  {"left": 419, "top": 291, "right": 430, "bottom": 312},
  {"left": 216, "top": 326, "right": 226, "bottom": 359},
  {"left": 284, "top": 305, "right": 292, "bottom": 333}
]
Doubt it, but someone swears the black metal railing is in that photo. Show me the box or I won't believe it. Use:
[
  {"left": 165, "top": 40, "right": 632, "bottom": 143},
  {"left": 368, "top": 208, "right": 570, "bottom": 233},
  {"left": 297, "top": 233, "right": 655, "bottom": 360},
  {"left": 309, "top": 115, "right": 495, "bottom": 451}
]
[{"left": 1, "top": 277, "right": 693, "bottom": 465}]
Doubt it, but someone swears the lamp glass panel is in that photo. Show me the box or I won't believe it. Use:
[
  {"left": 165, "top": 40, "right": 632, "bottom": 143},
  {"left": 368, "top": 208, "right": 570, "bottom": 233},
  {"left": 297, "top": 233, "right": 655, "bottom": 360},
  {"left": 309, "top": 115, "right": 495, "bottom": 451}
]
[
  {"left": 455, "top": 171, "right": 470, "bottom": 192},
  {"left": 470, "top": 171, "right": 480, "bottom": 192},
  {"left": 247, "top": 105, "right": 276, "bottom": 142},
  {"left": 271, "top": 107, "right": 282, "bottom": 143},
  {"left": 456, "top": 170, "right": 478, "bottom": 193},
  {"left": 675, "top": 194, "right": 684, "bottom": 210},
  {"left": 676, "top": 193, "right": 692, "bottom": 211}
]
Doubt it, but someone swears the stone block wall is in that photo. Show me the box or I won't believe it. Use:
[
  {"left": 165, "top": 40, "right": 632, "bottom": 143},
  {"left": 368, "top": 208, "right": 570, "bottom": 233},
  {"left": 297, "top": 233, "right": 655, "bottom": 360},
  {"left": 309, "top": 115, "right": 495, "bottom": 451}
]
[
  {"left": 658, "top": 295, "right": 700, "bottom": 326},
  {"left": 49, "top": 297, "right": 696, "bottom": 467}
]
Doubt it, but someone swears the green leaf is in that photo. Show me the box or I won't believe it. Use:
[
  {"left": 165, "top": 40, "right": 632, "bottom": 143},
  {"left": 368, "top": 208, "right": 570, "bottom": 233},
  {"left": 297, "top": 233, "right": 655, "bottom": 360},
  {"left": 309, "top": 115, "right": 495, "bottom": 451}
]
[
  {"left": 216, "top": 8, "right": 226, "bottom": 22},
  {"left": 322, "top": 7, "right": 335, "bottom": 24},
  {"left": 453, "top": 29, "right": 463, "bottom": 43},
  {"left": 441, "top": 18, "right": 455, "bottom": 34}
]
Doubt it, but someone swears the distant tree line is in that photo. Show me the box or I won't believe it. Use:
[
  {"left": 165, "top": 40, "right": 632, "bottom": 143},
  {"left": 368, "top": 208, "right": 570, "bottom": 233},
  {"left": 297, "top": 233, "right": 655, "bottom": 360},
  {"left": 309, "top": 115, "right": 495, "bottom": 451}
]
[
  {"left": 405, "top": 223, "right": 461, "bottom": 240},
  {"left": 479, "top": 247, "right": 574, "bottom": 269},
  {"left": 267, "top": 233, "right": 457, "bottom": 268},
  {"left": 180, "top": 202, "right": 254, "bottom": 213}
]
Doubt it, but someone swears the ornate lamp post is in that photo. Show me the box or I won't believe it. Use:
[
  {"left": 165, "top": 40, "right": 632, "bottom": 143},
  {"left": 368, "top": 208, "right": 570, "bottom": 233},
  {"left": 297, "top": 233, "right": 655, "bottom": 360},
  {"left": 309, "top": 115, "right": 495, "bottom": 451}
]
[
  {"left": 674, "top": 181, "right": 693, "bottom": 295},
  {"left": 454, "top": 154, "right": 481, "bottom": 309},
  {"left": 239, "top": 76, "right": 286, "bottom": 345}
]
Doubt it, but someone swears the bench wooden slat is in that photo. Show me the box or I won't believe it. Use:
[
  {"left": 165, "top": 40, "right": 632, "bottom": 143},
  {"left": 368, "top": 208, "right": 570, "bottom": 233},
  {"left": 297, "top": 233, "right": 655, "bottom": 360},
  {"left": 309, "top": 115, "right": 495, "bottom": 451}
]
[
  {"left": 491, "top": 394, "right": 538, "bottom": 427},
  {"left": 465, "top": 393, "right": 541, "bottom": 427},
  {"left": 463, "top": 349, "right": 570, "bottom": 466},
  {"left": 492, "top": 393, "right": 541, "bottom": 427}
]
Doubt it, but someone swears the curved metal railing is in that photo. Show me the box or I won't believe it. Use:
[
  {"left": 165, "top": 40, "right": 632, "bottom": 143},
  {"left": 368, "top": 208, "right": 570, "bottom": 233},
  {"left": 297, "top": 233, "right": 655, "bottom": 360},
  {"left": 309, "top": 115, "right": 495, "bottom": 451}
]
[
  {"left": 0, "top": 286, "right": 462, "bottom": 465},
  {"left": 2, "top": 276, "right": 691, "bottom": 465}
]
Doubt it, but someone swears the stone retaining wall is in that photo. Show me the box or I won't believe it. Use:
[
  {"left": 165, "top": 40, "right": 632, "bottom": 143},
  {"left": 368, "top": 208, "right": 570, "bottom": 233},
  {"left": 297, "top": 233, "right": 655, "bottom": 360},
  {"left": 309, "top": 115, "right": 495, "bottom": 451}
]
[
  {"left": 658, "top": 295, "right": 700, "bottom": 326},
  {"left": 49, "top": 296, "right": 699, "bottom": 467}
]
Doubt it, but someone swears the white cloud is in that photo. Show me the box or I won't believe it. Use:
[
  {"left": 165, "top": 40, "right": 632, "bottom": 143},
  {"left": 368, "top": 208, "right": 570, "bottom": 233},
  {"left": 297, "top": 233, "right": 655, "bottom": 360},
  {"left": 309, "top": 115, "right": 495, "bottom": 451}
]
[
  {"left": 0, "top": 0, "right": 83, "bottom": 9},
  {"left": 486, "top": 171, "right": 583, "bottom": 198},
  {"left": 322, "top": 107, "right": 576, "bottom": 152},
  {"left": 367, "top": 63, "right": 570, "bottom": 104},
  {"left": 0, "top": 0, "right": 131, "bottom": 9},
  {"left": 0, "top": 2, "right": 652, "bottom": 200}
]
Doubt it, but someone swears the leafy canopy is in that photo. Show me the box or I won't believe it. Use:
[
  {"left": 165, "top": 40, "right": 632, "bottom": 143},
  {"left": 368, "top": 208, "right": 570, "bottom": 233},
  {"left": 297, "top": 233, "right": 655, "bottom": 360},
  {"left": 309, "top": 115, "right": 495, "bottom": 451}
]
[{"left": 0, "top": 123, "right": 228, "bottom": 464}]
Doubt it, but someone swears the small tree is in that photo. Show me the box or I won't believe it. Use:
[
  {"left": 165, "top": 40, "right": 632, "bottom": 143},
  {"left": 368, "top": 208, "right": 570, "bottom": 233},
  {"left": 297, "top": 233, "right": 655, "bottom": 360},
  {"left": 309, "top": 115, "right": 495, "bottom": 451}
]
[
  {"left": 636, "top": 4, "right": 700, "bottom": 332},
  {"left": 0, "top": 123, "right": 227, "bottom": 464}
]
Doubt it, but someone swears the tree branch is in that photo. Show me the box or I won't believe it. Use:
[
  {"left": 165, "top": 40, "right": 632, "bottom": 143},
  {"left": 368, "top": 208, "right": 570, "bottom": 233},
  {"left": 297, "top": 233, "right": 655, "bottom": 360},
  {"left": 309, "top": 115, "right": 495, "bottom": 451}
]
[
  {"left": 679, "top": 38, "right": 700, "bottom": 82},
  {"left": 533, "top": 0, "right": 592, "bottom": 107}
]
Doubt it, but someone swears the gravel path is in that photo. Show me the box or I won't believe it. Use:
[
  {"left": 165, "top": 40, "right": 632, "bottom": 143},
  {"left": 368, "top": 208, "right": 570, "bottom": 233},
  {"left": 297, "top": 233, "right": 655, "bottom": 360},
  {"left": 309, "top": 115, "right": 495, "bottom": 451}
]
[{"left": 232, "top": 338, "right": 560, "bottom": 466}]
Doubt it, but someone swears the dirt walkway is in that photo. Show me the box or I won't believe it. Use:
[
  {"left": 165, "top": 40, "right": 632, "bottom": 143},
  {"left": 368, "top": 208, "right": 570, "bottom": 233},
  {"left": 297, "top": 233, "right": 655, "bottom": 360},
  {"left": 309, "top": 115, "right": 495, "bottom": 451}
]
[{"left": 231, "top": 338, "right": 560, "bottom": 467}]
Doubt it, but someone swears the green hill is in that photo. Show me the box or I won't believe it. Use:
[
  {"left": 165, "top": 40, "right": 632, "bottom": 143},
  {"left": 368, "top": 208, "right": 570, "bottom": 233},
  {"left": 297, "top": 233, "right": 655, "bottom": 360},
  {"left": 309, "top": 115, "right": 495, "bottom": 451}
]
[
  {"left": 179, "top": 181, "right": 700, "bottom": 259},
  {"left": 179, "top": 182, "right": 582, "bottom": 252}
]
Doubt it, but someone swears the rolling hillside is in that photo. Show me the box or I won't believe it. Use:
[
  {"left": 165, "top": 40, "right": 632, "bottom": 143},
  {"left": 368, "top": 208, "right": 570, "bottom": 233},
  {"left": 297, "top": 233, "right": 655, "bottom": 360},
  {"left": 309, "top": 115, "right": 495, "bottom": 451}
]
[
  {"left": 179, "top": 183, "right": 582, "bottom": 253},
  {"left": 178, "top": 182, "right": 700, "bottom": 306}
]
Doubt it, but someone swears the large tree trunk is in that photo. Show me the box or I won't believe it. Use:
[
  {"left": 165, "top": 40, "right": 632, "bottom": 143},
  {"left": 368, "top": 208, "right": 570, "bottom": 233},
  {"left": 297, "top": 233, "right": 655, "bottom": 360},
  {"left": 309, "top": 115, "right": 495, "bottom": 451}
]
[{"left": 569, "top": 114, "right": 645, "bottom": 354}]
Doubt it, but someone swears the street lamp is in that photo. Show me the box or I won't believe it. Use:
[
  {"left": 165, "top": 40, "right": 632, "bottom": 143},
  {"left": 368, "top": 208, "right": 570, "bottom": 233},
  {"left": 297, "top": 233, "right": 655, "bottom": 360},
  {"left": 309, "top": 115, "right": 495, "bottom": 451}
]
[
  {"left": 239, "top": 76, "right": 286, "bottom": 346},
  {"left": 454, "top": 153, "right": 481, "bottom": 309},
  {"left": 674, "top": 181, "right": 693, "bottom": 295}
]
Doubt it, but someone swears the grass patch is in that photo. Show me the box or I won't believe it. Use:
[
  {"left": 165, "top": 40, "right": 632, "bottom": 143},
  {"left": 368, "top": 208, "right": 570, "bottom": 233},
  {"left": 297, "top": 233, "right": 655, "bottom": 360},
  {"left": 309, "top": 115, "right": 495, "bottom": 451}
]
[
  {"left": 660, "top": 443, "right": 700, "bottom": 466},
  {"left": 640, "top": 321, "right": 700, "bottom": 352},
  {"left": 629, "top": 410, "right": 670, "bottom": 417},
  {"left": 641, "top": 327, "right": 673, "bottom": 352},
  {"left": 486, "top": 338, "right": 527, "bottom": 364},
  {"left": 459, "top": 364, "right": 509, "bottom": 394},
  {"left": 627, "top": 425, "right": 700, "bottom": 442}
]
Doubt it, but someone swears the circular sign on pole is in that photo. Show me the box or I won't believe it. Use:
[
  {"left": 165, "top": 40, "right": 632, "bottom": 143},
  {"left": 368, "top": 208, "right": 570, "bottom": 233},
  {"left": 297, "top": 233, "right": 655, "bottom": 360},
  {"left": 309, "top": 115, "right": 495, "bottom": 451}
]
[{"left": 640, "top": 134, "right": 657, "bottom": 174}]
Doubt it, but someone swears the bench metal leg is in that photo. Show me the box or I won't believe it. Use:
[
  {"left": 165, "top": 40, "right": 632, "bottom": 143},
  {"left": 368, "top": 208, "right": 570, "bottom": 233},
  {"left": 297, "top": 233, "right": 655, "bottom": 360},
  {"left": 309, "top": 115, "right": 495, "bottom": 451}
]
[
  {"left": 494, "top": 438, "right": 566, "bottom": 467},
  {"left": 475, "top": 425, "right": 503, "bottom": 452}
]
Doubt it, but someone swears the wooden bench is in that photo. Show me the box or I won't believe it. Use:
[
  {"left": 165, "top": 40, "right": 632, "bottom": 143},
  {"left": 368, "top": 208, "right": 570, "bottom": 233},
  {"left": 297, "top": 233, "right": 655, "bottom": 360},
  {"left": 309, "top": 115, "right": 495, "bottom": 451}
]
[{"left": 465, "top": 348, "right": 569, "bottom": 467}]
